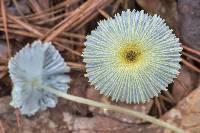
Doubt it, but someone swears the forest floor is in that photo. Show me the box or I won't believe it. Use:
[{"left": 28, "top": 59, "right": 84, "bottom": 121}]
[{"left": 0, "top": 0, "right": 199, "bottom": 133}]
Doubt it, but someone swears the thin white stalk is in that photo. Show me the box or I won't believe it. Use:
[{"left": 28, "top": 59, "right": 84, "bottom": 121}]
[{"left": 43, "top": 85, "right": 188, "bottom": 133}]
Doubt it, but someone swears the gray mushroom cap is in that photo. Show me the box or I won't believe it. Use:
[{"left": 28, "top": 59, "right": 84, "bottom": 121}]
[
  {"left": 8, "top": 40, "right": 70, "bottom": 116},
  {"left": 83, "top": 10, "right": 182, "bottom": 103}
]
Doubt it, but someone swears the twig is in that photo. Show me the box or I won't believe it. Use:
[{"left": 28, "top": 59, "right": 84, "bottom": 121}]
[
  {"left": 7, "top": 15, "right": 81, "bottom": 56},
  {"left": 95, "top": 112, "right": 138, "bottom": 125},
  {"left": 28, "top": 0, "right": 43, "bottom": 14},
  {"left": 22, "top": 0, "right": 80, "bottom": 21},
  {"left": 0, "top": 27, "right": 83, "bottom": 46},
  {"left": 0, "top": 120, "right": 5, "bottom": 133},
  {"left": 73, "top": 11, "right": 99, "bottom": 31},
  {"left": 159, "top": 97, "right": 168, "bottom": 112},
  {"left": 43, "top": 0, "right": 93, "bottom": 41},
  {"left": 7, "top": 15, "right": 43, "bottom": 37},
  {"left": 71, "top": 125, "right": 132, "bottom": 132},
  {"left": 182, "top": 51, "right": 200, "bottom": 63},
  {"left": 0, "top": 57, "right": 8, "bottom": 64},
  {"left": 30, "top": 7, "right": 66, "bottom": 21},
  {"left": 181, "top": 58, "right": 200, "bottom": 73},
  {"left": 0, "top": 66, "right": 7, "bottom": 71},
  {"left": 12, "top": 0, "right": 27, "bottom": 21},
  {"left": 35, "top": 12, "right": 70, "bottom": 25},
  {"left": 163, "top": 91, "right": 176, "bottom": 104},
  {"left": 0, "top": 0, "right": 11, "bottom": 58},
  {"left": 154, "top": 97, "right": 162, "bottom": 116},
  {"left": 176, "top": 78, "right": 191, "bottom": 98},
  {"left": 43, "top": 0, "right": 113, "bottom": 42},
  {"left": 160, "top": 95, "right": 175, "bottom": 104},
  {"left": 43, "top": 85, "right": 188, "bottom": 133},
  {"left": 112, "top": 0, "right": 122, "bottom": 15},
  {"left": 182, "top": 45, "right": 200, "bottom": 56},
  {"left": 0, "top": 71, "right": 7, "bottom": 79},
  {"left": 67, "top": 62, "right": 85, "bottom": 71},
  {"left": 0, "top": 22, "right": 85, "bottom": 39},
  {"left": 14, "top": 109, "right": 21, "bottom": 127},
  {"left": 53, "top": 41, "right": 81, "bottom": 56},
  {"left": 73, "top": 0, "right": 113, "bottom": 31},
  {"left": 98, "top": 9, "right": 110, "bottom": 19},
  {"left": 123, "top": 0, "right": 129, "bottom": 9}
]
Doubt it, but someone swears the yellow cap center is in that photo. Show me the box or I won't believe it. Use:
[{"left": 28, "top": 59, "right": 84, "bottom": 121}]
[{"left": 118, "top": 44, "right": 142, "bottom": 66}]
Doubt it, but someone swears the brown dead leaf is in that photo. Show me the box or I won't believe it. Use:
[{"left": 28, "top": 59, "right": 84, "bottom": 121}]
[{"left": 161, "top": 86, "right": 200, "bottom": 133}]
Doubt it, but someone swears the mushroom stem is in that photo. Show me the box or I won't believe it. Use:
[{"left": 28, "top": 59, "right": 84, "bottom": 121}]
[{"left": 43, "top": 85, "right": 188, "bottom": 133}]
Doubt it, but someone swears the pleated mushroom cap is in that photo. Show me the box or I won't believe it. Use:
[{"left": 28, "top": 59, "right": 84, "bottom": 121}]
[
  {"left": 8, "top": 40, "right": 70, "bottom": 116},
  {"left": 83, "top": 10, "right": 182, "bottom": 103}
]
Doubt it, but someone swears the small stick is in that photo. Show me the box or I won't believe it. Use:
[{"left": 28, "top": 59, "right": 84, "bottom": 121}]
[
  {"left": 0, "top": 120, "right": 5, "bottom": 133},
  {"left": 7, "top": 15, "right": 81, "bottom": 56},
  {"left": 0, "top": 0, "right": 11, "bottom": 58},
  {"left": 14, "top": 109, "right": 21, "bottom": 127},
  {"left": 43, "top": 85, "right": 189, "bottom": 133},
  {"left": 0, "top": 71, "right": 7, "bottom": 79},
  {"left": 0, "top": 66, "right": 7, "bottom": 71},
  {"left": 181, "top": 58, "right": 200, "bottom": 73},
  {"left": 182, "top": 45, "right": 200, "bottom": 56},
  {"left": 12, "top": 0, "right": 27, "bottom": 21},
  {"left": 154, "top": 97, "right": 162, "bottom": 116},
  {"left": 182, "top": 51, "right": 200, "bottom": 63},
  {"left": 43, "top": 0, "right": 93, "bottom": 42},
  {"left": 163, "top": 91, "right": 176, "bottom": 104},
  {"left": 67, "top": 62, "right": 85, "bottom": 71},
  {"left": 98, "top": 9, "right": 110, "bottom": 19}
]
